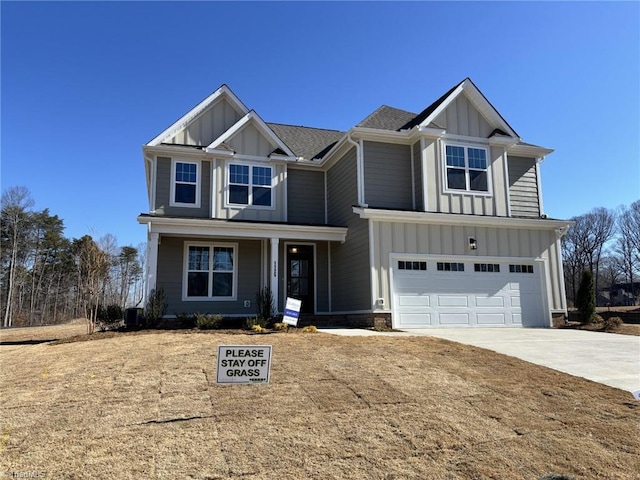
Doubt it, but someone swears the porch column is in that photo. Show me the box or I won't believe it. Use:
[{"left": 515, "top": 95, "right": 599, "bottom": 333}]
[
  {"left": 270, "top": 238, "right": 279, "bottom": 313},
  {"left": 147, "top": 232, "right": 159, "bottom": 299}
]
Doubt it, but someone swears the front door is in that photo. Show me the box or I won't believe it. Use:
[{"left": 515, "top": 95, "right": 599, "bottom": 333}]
[{"left": 287, "top": 245, "right": 314, "bottom": 314}]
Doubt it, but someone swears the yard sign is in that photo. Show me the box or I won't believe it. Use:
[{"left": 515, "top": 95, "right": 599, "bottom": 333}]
[
  {"left": 216, "top": 345, "right": 272, "bottom": 384},
  {"left": 283, "top": 297, "right": 302, "bottom": 326}
]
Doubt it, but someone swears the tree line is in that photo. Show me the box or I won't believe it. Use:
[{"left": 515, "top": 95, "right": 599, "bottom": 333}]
[
  {"left": 562, "top": 200, "right": 640, "bottom": 307},
  {"left": 1, "top": 186, "right": 146, "bottom": 329}
]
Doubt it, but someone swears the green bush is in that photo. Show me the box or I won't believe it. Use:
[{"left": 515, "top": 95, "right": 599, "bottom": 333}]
[
  {"left": 575, "top": 270, "right": 596, "bottom": 324},
  {"left": 603, "top": 316, "right": 623, "bottom": 332},
  {"left": 195, "top": 313, "right": 222, "bottom": 330},
  {"left": 144, "top": 288, "right": 168, "bottom": 328}
]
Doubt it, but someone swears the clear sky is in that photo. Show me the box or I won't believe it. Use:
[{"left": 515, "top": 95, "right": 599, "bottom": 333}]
[{"left": 2, "top": 1, "right": 639, "bottom": 248}]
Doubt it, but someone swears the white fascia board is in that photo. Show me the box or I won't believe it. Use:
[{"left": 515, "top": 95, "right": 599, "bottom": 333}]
[
  {"left": 147, "top": 85, "right": 249, "bottom": 147},
  {"left": 137, "top": 216, "right": 348, "bottom": 242},
  {"left": 206, "top": 113, "right": 251, "bottom": 151},
  {"left": 352, "top": 207, "right": 573, "bottom": 230},
  {"left": 350, "top": 127, "right": 411, "bottom": 144},
  {"left": 412, "top": 126, "right": 446, "bottom": 139},
  {"left": 205, "top": 148, "right": 235, "bottom": 157},
  {"left": 269, "top": 153, "right": 297, "bottom": 163},
  {"left": 143, "top": 144, "right": 209, "bottom": 160},
  {"left": 508, "top": 143, "right": 554, "bottom": 157}
]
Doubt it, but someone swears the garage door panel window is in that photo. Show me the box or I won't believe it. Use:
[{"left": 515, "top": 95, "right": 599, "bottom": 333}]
[
  {"left": 398, "top": 261, "right": 427, "bottom": 271},
  {"left": 474, "top": 263, "right": 500, "bottom": 273},
  {"left": 509, "top": 264, "right": 534, "bottom": 274},
  {"left": 437, "top": 262, "right": 465, "bottom": 272}
]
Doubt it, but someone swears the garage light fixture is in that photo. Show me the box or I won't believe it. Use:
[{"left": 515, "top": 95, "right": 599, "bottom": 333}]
[{"left": 468, "top": 237, "right": 477, "bottom": 250}]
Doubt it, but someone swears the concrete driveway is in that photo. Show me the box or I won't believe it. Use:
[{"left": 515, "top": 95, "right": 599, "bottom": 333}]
[
  {"left": 403, "top": 328, "right": 640, "bottom": 394},
  {"left": 319, "top": 327, "right": 640, "bottom": 394}
]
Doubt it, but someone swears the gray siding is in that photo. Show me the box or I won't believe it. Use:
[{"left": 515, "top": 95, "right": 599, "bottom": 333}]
[
  {"left": 166, "top": 98, "right": 243, "bottom": 146},
  {"left": 287, "top": 168, "right": 326, "bottom": 224},
  {"left": 327, "top": 148, "right": 371, "bottom": 311},
  {"left": 508, "top": 156, "right": 540, "bottom": 218},
  {"left": 370, "top": 221, "right": 563, "bottom": 312},
  {"left": 154, "top": 157, "right": 210, "bottom": 217},
  {"left": 433, "top": 93, "right": 493, "bottom": 137},
  {"left": 363, "top": 141, "right": 413, "bottom": 210},
  {"left": 156, "top": 237, "right": 262, "bottom": 315},
  {"left": 412, "top": 141, "right": 423, "bottom": 211}
]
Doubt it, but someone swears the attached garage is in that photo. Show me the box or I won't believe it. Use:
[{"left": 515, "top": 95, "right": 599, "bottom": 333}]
[{"left": 391, "top": 257, "right": 548, "bottom": 328}]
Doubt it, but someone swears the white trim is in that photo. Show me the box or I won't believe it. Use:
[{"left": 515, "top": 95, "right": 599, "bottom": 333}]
[
  {"left": 210, "top": 159, "right": 216, "bottom": 218},
  {"left": 270, "top": 238, "right": 279, "bottom": 313},
  {"left": 151, "top": 156, "right": 158, "bottom": 213},
  {"left": 284, "top": 242, "right": 317, "bottom": 315},
  {"left": 147, "top": 85, "right": 249, "bottom": 147},
  {"left": 170, "top": 159, "right": 202, "bottom": 208},
  {"left": 410, "top": 140, "right": 416, "bottom": 210},
  {"left": 368, "top": 219, "right": 377, "bottom": 313},
  {"left": 182, "top": 241, "right": 238, "bottom": 302},
  {"left": 283, "top": 165, "right": 288, "bottom": 222},
  {"left": 536, "top": 157, "right": 545, "bottom": 216},
  {"left": 441, "top": 142, "right": 493, "bottom": 197},
  {"left": 138, "top": 215, "right": 348, "bottom": 242},
  {"left": 421, "top": 137, "right": 428, "bottom": 211},
  {"left": 324, "top": 170, "right": 328, "bottom": 225},
  {"left": 508, "top": 143, "right": 554, "bottom": 157},
  {"left": 555, "top": 228, "right": 569, "bottom": 313},
  {"left": 503, "top": 148, "right": 512, "bottom": 217},
  {"left": 353, "top": 206, "right": 572, "bottom": 230},
  {"left": 146, "top": 231, "right": 159, "bottom": 297}
]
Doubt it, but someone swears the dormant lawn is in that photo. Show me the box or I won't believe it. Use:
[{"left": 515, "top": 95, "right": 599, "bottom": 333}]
[{"left": 1, "top": 323, "right": 638, "bottom": 479}]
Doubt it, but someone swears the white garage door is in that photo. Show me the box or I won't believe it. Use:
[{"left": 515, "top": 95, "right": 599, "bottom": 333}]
[{"left": 392, "top": 259, "right": 546, "bottom": 328}]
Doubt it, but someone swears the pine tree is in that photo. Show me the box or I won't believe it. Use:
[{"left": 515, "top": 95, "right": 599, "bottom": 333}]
[{"left": 576, "top": 269, "right": 596, "bottom": 324}]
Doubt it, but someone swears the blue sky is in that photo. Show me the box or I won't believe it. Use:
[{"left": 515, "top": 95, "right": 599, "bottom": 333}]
[{"left": 2, "top": 1, "right": 639, "bottom": 248}]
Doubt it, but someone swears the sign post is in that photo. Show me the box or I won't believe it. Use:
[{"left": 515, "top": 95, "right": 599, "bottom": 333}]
[
  {"left": 216, "top": 345, "right": 272, "bottom": 384},
  {"left": 283, "top": 297, "right": 302, "bottom": 326}
]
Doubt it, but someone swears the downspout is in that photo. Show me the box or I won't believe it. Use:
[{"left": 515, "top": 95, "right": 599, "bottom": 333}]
[
  {"left": 346, "top": 134, "right": 367, "bottom": 207},
  {"left": 536, "top": 156, "right": 546, "bottom": 218}
]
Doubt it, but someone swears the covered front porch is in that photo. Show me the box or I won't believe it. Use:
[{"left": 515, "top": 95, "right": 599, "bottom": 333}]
[{"left": 137, "top": 215, "right": 347, "bottom": 316}]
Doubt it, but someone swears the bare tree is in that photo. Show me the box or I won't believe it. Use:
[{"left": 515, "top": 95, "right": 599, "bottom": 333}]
[{"left": 1, "top": 187, "right": 35, "bottom": 327}]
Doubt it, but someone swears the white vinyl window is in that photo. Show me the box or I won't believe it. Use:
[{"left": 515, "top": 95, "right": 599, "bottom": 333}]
[
  {"left": 183, "top": 243, "right": 237, "bottom": 300},
  {"left": 228, "top": 164, "right": 273, "bottom": 208},
  {"left": 170, "top": 160, "right": 201, "bottom": 207},
  {"left": 444, "top": 145, "right": 490, "bottom": 194}
]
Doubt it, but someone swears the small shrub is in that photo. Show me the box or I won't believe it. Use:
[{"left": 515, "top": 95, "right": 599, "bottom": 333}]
[
  {"left": 250, "top": 324, "right": 266, "bottom": 333},
  {"left": 255, "top": 287, "right": 275, "bottom": 326},
  {"left": 95, "top": 304, "right": 124, "bottom": 331},
  {"left": 195, "top": 313, "right": 222, "bottom": 330},
  {"left": 301, "top": 325, "right": 317, "bottom": 333},
  {"left": 603, "top": 316, "right": 623, "bottom": 332},
  {"left": 272, "top": 322, "right": 288, "bottom": 331},
  {"left": 144, "top": 288, "right": 168, "bottom": 328},
  {"left": 592, "top": 313, "right": 604, "bottom": 324}
]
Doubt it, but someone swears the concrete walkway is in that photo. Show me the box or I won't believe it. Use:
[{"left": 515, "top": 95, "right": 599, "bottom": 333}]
[{"left": 318, "top": 327, "right": 640, "bottom": 394}]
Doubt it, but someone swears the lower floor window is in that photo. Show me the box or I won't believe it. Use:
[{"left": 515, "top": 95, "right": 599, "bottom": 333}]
[{"left": 185, "top": 243, "right": 236, "bottom": 299}]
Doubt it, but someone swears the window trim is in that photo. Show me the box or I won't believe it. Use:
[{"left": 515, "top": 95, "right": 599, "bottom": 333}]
[
  {"left": 225, "top": 162, "right": 275, "bottom": 210},
  {"left": 170, "top": 159, "right": 201, "bottom": 208},
  {"left": 442, "top": 143, "right": 492, "bottom": 197},
  {"left": 182, "top": 242, "right": 238, "bottom": 301}
]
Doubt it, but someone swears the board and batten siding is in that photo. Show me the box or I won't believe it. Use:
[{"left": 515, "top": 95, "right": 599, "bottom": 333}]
[
  {"left": 508, "top": 156, "right": 540, "bottom": 218},
  {"left": 165, "top": 98, "right": 243, "bottom": 146},
  {"left": 156, "top": 236, "right": 262, "bottom": 315},
  {"left": 154, "top": 157, "right": 211, "bottom": 217},
  {"left": 363, "top": 141, "right": 413, "bottom": 210},
  {"left": 421, "top": 140, "right": 508, "bottom": 216},
  {"left": 327, "top": 147, "right": 371, "bottom": 312},
  {"left": 287, "top": 168, "right": 325, "bottom": 224},
  {"left": 212, "top": 159, "right": 287, "bottom": 222},
  {"left": 433, "top": 92, "right": 493, "bottom": 138},
  {"left": 227, "top": 123, "right": 277, "bottom": 158},
  {"left": 369, "top": 220, "right": 564, "bottom": 312}
]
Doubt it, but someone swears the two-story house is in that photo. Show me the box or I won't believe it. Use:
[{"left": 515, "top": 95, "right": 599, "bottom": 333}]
[{"left": 138, "top": 78, "right": 571, "bottom": 328}]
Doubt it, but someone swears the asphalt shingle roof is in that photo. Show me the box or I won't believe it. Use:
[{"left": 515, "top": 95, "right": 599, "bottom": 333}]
[
  {"left": 267, "top": 123, "right": 345, "bottom": 160},
  {"left": 356, "top": 105, "right": 417, "bottom": 131}
]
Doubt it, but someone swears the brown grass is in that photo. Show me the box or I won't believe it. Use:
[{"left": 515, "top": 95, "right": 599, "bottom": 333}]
[{"left": 1, "top": 325, "right": 638, "bottom": 479}]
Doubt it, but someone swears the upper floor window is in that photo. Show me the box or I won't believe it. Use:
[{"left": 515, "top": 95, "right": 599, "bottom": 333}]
[
  {"left": 171, "top": 160, "right": 200, "bottom": 207},
  {"left": 445, "top": 145, "right": 489, "bottom": 193},
  {"left": 228, "top": 164, "right": 273, "bottom": 208}
]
